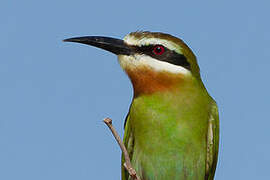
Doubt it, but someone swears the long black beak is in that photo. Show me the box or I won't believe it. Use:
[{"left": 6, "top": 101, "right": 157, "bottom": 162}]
[{"left": 63, "top": 36, "right": 131, "bottom": 55}]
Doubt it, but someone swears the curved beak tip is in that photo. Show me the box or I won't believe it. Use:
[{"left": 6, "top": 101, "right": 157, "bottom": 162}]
[{"left": 62, "top": 37, "right": 80, "bottom": 43}]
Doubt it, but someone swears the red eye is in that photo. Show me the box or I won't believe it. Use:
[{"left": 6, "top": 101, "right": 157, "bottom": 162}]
[{"left": 153, "top": 45, "right": 165, "bottom": 55}]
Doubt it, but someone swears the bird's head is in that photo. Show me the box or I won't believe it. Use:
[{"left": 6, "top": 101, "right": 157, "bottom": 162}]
[{"left": 64, "top": 32, "right": 202, "bottom": 96}]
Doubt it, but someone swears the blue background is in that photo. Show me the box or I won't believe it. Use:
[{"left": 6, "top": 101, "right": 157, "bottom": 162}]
[{"left": 1, "top": 0, "right": 269, "bottom": 179}]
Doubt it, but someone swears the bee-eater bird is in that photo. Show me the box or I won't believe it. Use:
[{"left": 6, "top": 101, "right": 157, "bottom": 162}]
[{"left": 64, "top": 31, "right": 219, "bottom": 180}]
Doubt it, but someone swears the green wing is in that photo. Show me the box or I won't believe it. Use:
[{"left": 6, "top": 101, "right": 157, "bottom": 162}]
[
  {"left": 121, "top": 113, "right": 134, "bottom": 180},
  {"left": 205, "top": 102, "right": 219, "bottom": 180}
]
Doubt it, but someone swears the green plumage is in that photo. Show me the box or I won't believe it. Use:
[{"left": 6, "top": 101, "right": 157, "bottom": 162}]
[{"left": 122, "top": 77, "right": 219, "bottom": 180}]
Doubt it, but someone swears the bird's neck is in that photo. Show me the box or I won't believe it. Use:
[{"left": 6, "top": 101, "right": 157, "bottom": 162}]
[{"left": 125, "top": 67, "right": 193, "bottom": 97}]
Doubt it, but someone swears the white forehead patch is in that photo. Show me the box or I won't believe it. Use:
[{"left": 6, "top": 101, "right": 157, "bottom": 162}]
[
  {"left": 118, "top": 54, "right": 191, "bottom": 76},
  {"left": 123, "top": 35, "right": 183, "bottom": 54}
]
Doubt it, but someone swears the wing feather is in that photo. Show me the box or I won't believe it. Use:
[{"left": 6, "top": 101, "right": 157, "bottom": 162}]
[
  {"left": 121, "top": 114, "right": 135, "bottom": 180},
  {"left": 205, "top": 101, "right": 219, "bottom": 180}
]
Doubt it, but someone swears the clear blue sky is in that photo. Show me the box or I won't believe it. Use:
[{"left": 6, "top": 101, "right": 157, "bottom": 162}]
[{"left": 1, "top": 0, "right": 269, "bottom": 179}]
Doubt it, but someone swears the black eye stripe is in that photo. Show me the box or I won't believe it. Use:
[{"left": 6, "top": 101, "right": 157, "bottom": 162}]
[
  {"left": 131, "top": 45, "right": 191, "bottom": 70},
  {"left": 133, "top": 45, "right": 153, "bottom": 53}
]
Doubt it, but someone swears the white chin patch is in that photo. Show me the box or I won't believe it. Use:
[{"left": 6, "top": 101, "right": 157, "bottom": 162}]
[{"left": 118, "top": 54, "right": 191, "bottom": 75}]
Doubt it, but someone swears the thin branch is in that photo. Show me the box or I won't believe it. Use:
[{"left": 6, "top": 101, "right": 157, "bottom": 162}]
[{"left": 103, "top": 118, "right": 141, "bottom": 180}]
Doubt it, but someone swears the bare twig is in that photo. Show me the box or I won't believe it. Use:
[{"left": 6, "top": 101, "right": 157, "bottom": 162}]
[{"left": 103, "top": 118, "right": 141, "bottom": 180}]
